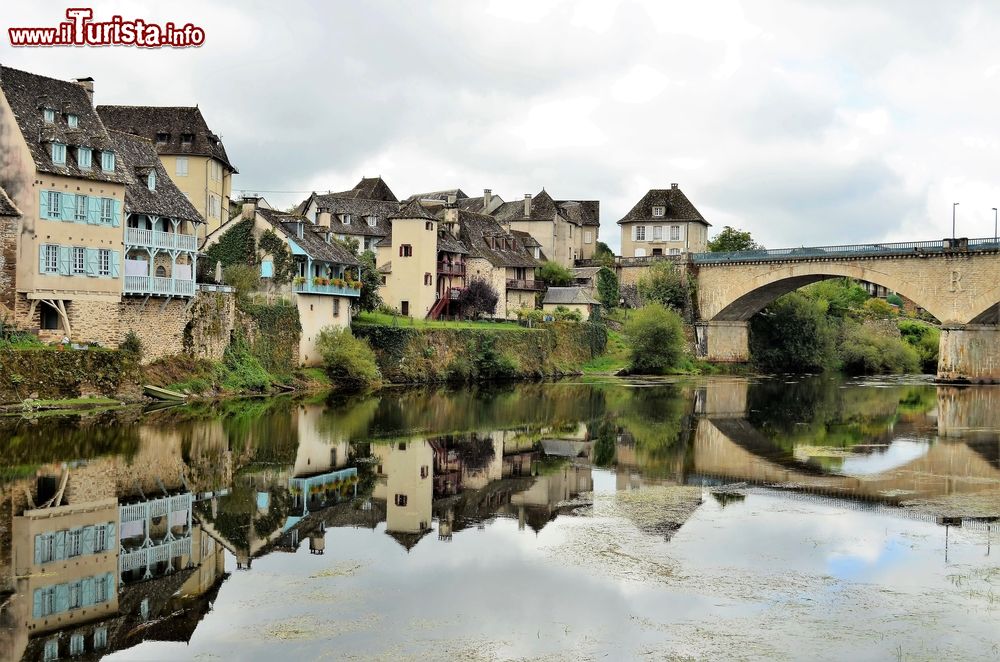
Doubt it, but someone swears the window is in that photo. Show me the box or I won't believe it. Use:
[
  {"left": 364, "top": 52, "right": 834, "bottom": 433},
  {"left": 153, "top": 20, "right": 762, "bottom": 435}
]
[
  {"left": 37, "top": 586, "right": 57, "bottom": 617},
  {"left": 652, "top": 226, "right": 662, "bottom": 241},
  {"left": 43, "top": 638, "right": 58, "bottom": 662},
  {"left": 67, "top": 113, "right": 79, "bottom": 128},
  {"left": 401, "top": 301, "right": 409, "bottom": 316},
  {"left": 67, "top": 528, "right": 82, "bottom": 557},
  {"left": 425, "top": 221, "right": 434, "bottom": 231},
  {"left": 367, "top": 216, "right": 377, "bottom": 227},
  {"left": 98, "top": 249, "right": 111, "bottom": 276},
  {"left": 68, "top": 582, "right": 82, "bottom": 609},
  {"left": 70, "top": 633, "right": 84, "bottom": 656},
  {"left": 342, "top": 214, "right": 352, "bottom": 225},
  {"left": 634, "top": 225, "right": 646, "bottom": 241},
  {"left": 95, "top": 525, "right": 107, "bottom": 552},
  {"left": 260, "top": 260, "right": 274, "bottom": 278},
  {"left": 147, "top": 171, "right": 156, "bottom": 191},
  {"left": 398, "top": 442, "right": 407, "bottom": 451},
  {"left": 43, "top": 245, "right": 59, "bottom": 273},
  {"left": 175, "top": 157, "right": 189, "bottom": 176},
  {"left": 46, "top": 191, "right": 61, "bottom": 219},
  {"left": 156, "top": 132, "right": 170, "bottom": 144},
  {"left": 420, "top": 465, "right": 429, "bottom": 479},
  {"left": 670, "top": 225, "right": 681, "bottom": 241},
  {"left": 634, "top": 248, "right": 647, "bottom": 257},
  {"left": 333, "top": 298, "right": 340, "bottom": 317},
  {"left": 669, "top": 248, "right": 681, "bottom": 255},
  {"left": 394, "top": 494, "right": 408, "bottom": 507},
  {"left": 77, "top": 147, "right": 92, "bottom": 169},
  {"left": 75, "top": 195, "right": 86, "bottom": 222},
  {"left": 399, "top": 244, "right": 412, "bottom": 257},
  {"left": 653, "top": 206, "right": 665, "bottom": 217},
  {"left": 209, "top": 160, "right": 222, "bottom": 182},
  {"left": 36, "top": 532, "right": 56, "bottom": 563},
  {"left": 584, "top": 231, "right": 593, "bottom": 244},
  {"left": 100, "top": 198, "right": 113, "bottom": 224},
  {"left": 43, "top": 108, "right": 55, "bottom": 124},
  {"left": 95, "top": 576, "right": 109, "bottom": 604},
  {"left": 51, "top": 142, "right": 67, "bottom": 165},
  {"left": 423, "top": 273, "right": 432, "bottom": 286},
  {"left": 72, "top": 247, "right": 85, "bottom": 275},
  {"left": 94, "top": 627, "right": 108, "bottom": 649},
  {"left": 209, "top": 194, "right": 221, "bottom": 219},
  {"left": 180, "top": 133, "right": 194, "bottom": 145},
  {"left": 101, "top": 151, "right": 115, "bottom": 172},
  {"left": 569, "top": 225, "right": 573, "bottom": 238}
]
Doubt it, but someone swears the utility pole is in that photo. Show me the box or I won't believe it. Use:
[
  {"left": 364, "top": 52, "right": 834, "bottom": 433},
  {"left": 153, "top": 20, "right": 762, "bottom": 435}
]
[{"left": 952, "top": 202, "right": 959, "bottom": 242}]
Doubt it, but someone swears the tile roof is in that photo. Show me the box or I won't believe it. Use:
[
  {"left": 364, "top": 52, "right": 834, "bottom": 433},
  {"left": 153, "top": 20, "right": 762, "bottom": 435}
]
[
  {"left": 96, "top": 104, "right": 237, "bottom": 172},
  {"left": 509, "top": 229, "right": 541, "bottom": 248},
  {"left": 390, "top": 198, "right": 439, "bottom": 221},
  {"left": 543, "top": 286, "right": 600, "bottom": 306},
  {"left": 0, "top": 186, "right": 20, "bottom": 217},
  {"left": 492, "top": 189, "right": 599, "bottom": 226},
  {"left": 458, "top": 211, "right": 540, "bottom": 268},
  {"left": 329, "top": 176, "right": 398, "bottom": 202},
  {"left": 405, "top": 188, "right": 468, "bottom": 202},
  {"left": 257, "top": 207, "right": 360, "bottom": 266},
  {"left": 0, "top": 66, "right": 129, "bottom": 184},
  {"left": 436, "top": 230, "right": 469, "bottom": 254},
  {"left": 617, "top": 185, "right": 709, "bottom": 225},
  {"left": 108, "top": 130, "right": 204, "bottom": 224},
  {"left": 296, "top": 194, "right": 399, "bottom": 237}
]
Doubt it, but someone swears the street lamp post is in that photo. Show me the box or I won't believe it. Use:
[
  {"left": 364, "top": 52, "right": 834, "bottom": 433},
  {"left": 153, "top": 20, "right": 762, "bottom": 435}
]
[
  {"left": 953, "top": 202, "right": 959, "bottom": 242},
  {"left": 993, "top": 207, "right": 998, "bottom": 244}
]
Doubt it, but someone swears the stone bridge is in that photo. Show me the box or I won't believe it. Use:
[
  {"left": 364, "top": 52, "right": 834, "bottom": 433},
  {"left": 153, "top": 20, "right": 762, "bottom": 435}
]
[{"left": 689, "top": 238, "right": 1000, "bottom": 382}]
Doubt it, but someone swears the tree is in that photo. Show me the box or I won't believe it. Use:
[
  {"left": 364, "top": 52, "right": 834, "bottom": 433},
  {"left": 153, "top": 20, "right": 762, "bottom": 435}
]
[
  {"left": 538, "top": 261, "right": 574, "bottom": 286},
  {"left": 334, "top": 236, "right": 360, "bottom": 256},
  {"left": 839, "top": 322, "right": 920, "bottom": 374},
  {"left": 636, "top": 260, "right": 688, "bottom": 311},
  {"left": 749, "top": 292, "right": 837, "bottom": 373},
  {"left": 594, "top": 241, "right": 616, "bottom": 267},
  {"left": 458, "top": 278, "right": 499, "bottom": 319},
  {"left": 623, "top": 303, "right": 686, "bottom": 374},
  {"left": 707, "top": 226, "right": 763, "bottom": 253},
  {"left": 596, "top": 267, "right": 619, "bottom": 309},
  {"left": 357, "top": 250, "right": 382, "bottom": 312}
]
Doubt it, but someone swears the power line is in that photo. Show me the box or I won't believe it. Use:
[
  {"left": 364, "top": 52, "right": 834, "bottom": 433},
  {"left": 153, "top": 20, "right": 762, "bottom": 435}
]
[{"left": 232, "top": 188, "right": 322, "bottom": 194}]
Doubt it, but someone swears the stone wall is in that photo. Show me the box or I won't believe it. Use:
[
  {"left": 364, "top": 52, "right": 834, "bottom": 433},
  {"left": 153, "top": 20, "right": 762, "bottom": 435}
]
[
  {"left": 0, "top": 214, "right": 16, "bottom": 316},
  {"left": 937, "top": 324, "right": 1000, "bottom": 383},
  {"left": 0, "top": 347, "right": 142, "bottom": 401}
]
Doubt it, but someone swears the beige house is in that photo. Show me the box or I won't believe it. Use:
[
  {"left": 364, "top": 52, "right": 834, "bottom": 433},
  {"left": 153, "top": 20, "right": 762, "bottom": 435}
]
[
  {"left": 542, "top": 286, "right": 601, "bottom": 319},
  {"left": 617, "top": 183, "right": 710, "bottom": 258},
  {"left": 97, "top": 105, "right": 237, "bottom": 242},
  {"left": 0, "top": 66, "right": 128, "bottom": 341},
  {"left": 372, "top": 440, "right": 434, "bottom": 551},
  {"left": 295, "top": 177, "right": 399, "bottom": 253},
  {"left": 203, "top": 197, "right": 360, "bottom": 366},
  {"left": 492, "top": 189, "right": 600, "bottom": 268}
]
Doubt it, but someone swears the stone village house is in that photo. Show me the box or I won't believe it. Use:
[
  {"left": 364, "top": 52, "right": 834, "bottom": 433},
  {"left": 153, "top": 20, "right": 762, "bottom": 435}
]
[
  {"left": 492, "top": 189, "right": 600, "bottom": 268},
  {"left": 617, "top": 183, "right": 710, "bottom": 258},
  {"left": 295, "top": 176, "right": 399, "bottom": 253}
]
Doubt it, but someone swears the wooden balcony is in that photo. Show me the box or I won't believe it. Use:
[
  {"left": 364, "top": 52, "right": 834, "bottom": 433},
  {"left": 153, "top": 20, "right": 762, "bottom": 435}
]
[
  {"left": 124, "top": 275, "right": 196, "bottom": 297},
  {"left": 125, "top": 227, "right": 198, "bottom": 252},
  {"left": 438, "top": 262, "right": 466, "bottom": 275},
  {"left": 506, "top": 279, "right": 545, "bottom": 291}
]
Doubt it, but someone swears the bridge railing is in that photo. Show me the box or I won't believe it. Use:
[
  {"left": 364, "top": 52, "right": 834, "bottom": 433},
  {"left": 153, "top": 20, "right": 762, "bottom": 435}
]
[{"left": 692, "top": 237, "right": 1000, "bottom": 264}]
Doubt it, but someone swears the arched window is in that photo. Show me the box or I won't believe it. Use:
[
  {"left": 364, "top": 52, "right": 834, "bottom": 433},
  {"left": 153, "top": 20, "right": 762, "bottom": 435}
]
[
  {"left": 155, "top": 265, "right": 167, "bottom": 278},
  {"left": 424, "top": 273, "right": 432, "bottom": 286}
]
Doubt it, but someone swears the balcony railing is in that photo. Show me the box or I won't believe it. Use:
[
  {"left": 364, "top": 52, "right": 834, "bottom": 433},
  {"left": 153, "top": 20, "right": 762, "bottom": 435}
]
[
  {"left": 293, "top": 281, "right": 361, "bottom": 297},
  {"left": 438, "top": 262, "right": 466, "bottom": 275},
  {"left": 120, "top": 493, "right": 193, "bottom": 523},
  {"left": 506, "top": 279, "right": 546, "bottom": 291},
  {"left": 124, "top": 275, "right": 196, "bottom": 297},
  {"left": 119, "top": 536, "right": 192, "bottom": 573},
  {"left": 125, "top": 227, "right": 198, "bottom": 252},
  {"left": 692, "top": 237, "right": 1000, "bottom": 264}
]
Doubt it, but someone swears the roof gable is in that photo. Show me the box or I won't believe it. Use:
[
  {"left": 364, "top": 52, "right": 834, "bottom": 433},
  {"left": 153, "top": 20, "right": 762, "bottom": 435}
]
[
  {"left": 0, "top": 186, "right": 21, "bottom": 217},
  {"left": 109, "top": 130, "right": 204, "bottom": 224},
  {"left": 257, "top": 208, "right": 360, "bottom": 266},
  {"left": 617, "top": 186, "right": 708, "bottom": 225},
  {"left": 390, "top": 198, "right": 438, "bottom": 221},
  {"left": 459, "top": 211, "right": 540, "bottom": 268}
]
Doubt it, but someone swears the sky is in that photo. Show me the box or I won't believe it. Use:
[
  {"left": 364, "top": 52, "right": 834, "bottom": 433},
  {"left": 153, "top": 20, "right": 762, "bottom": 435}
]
[{"left": 4, "top": 0, "right": 1000, "bottom": 253}]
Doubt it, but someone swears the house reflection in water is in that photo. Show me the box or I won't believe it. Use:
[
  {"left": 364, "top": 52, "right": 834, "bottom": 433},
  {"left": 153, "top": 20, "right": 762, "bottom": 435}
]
[{"left": 373, "top": 440, "right": 435, "bottom": 551}]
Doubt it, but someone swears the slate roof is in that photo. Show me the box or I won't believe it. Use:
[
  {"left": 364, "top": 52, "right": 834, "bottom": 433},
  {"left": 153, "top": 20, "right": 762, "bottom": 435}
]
[
  {"left": 330, "top": 176, "right": 398, "bottom": 202},
  {"left": 458, "top": 211, "right": 540, "bottom": 268},
  {"left": 617, "top": 185, "right": 709, "bottom": 225},
  {"left": 437, "top": 230, "right": 469, "bottom": 254},
  {"left": 0, "top": 66, "right": 129, "bottom": 184},
  {"left": 492, "top": 189, "right": 600, "bottom": 226},
  {"left": 96, "top": 104, "right": 237, "bottom": 172},
  {"left": 390, "top": 198, "right": 439, "bottom": 221},
  {"left": 406, "top": 188, "right": 468, "bottom": 202},
  {"left": 108, "top": 130, "right": 204, "bottom": 224},
  {"left": 295, "top": 195, "right": 398, "bottom": 237},
  {"left": 257, "top": 207, "right": 360, "bottom": 266},
  {"left": 0, "top": 186, "right": 20, "bottom": 217},
  {"left": 509, "top": 230, "right": 541, "bottom": 248},
  {"left": 543, "top": 287, "right": 600, "bottom": 306}
]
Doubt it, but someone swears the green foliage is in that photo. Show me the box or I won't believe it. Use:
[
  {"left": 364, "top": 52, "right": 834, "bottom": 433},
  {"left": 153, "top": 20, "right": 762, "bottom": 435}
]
[
  {"left": 623, "top": 303, "right": 686, "bottom": 374},
  {"left": 707, "top": 226, "right": 763, "bottom": 252},
  {"left": 257, "top": 230, "right": 297, "bottom": 285},
  {"left": 552, "top": 305, "right": 583, "bottom": 322},
  {"left": 594, "top": 241, "right": 616, "bottom": 267},
  {"left": 839, "top": 322, "right": 920, "bottom": 374},
  {"left": 802, "top": 278, "right": 870, "bottom": 318},
  {"left": 750, "top": 292, "right": 837, "bottom": 373},
  {"left": 538, "top": 261, "right": 574, "bottom": 286},
  {"left": 215, "top": 335, "right": 274, "bottom": 392},
  {"left": 205, "top": 218, "right": 256, "bottom": 272},
  {"left": 240, "top": 301, "right": 301, "bottom": 377},
  {"left": 317, "top": 327, "right": 382, "bottom": 387},
  {"left": 358, "top": 250, "right": 383, "bottom": 312},
  {"left": 334, "top": 236, "right": 361, "bottom": 256},
  {"left": 119, "top": 331, "right": 143, "bottom": 362},
  {"left": 515, "top": 308, "right": 545, "bottom": 325},
  {"left": 223, "top": 264, "right": 261, "bottom": 298},
  {"left": 0, "top": 317, "right": 43, "bottom": 349},
  {"left": 458, "top": 278, "right": 500, "bottom": 319},
  {"left": 898, "top": 320, "right": 940, "bottom": 373},
  {"left": 596, "top": 267, "right": 620, "bottom": 309},
  {"left": 636, "top": 260, "right": 688, "bottom": 311},
  {"left": 862, "top": 297, "right": 896, "bottom": 318},
  {"left": 886, "top": 293, "right": 904, "bottom": 307}
]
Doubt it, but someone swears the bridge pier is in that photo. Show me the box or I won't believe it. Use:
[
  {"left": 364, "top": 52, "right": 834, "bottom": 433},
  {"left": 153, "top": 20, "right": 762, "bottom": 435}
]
[
  {"left": 937, "top": 325, "right": 1000, "bottom": 383},
  {"left": 695, "top": 321, "right": 749, "bottom": 363}
]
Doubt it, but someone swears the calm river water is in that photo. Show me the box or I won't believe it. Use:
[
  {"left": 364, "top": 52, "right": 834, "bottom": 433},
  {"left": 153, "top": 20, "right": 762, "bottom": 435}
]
[{"left": 2, "top": 376, "right": 999, "bottom": 661}]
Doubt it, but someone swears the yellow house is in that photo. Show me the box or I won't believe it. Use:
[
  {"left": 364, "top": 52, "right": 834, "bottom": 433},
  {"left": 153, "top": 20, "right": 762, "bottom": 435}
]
[
  {"left": 0, "top": 66, "right": 128, "bottom": 341},
  {"left": 492, "top": 189, "right": 600, "bottom": 268},
  {"left": 372, "top": 440, "right": 434, "bottom": 551},
  {"left": 97, "top": 105, "right": 237, "bottom": 243},
  {"left": 617, "top": 183, "right": 711, "bottom": 258}
]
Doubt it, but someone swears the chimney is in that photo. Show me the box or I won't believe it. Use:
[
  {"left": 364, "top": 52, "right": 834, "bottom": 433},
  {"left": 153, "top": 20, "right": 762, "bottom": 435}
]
[
  {"left": 241, "top": 195, "right": 260, "bottom": 220},
  {"left": 444, "top": 205, "right": 459, "bottom": 232},
  {"left": 74, "top": 77, "right": 94, "bottom": 104},
  {"left": 446, "top": 194, "right": 457, "bottom": 206},
  {"left": 670, "top": 182, "right": 679, "bottom": 189},
  {"left": 523, "top": 194, "right": 532, "bottom": 217},
  {"left": 317, "top": 206, "right": 332, "bottom": 228},
  {"left": 483, "top": 188, "right": 492, "bottom": 211}
]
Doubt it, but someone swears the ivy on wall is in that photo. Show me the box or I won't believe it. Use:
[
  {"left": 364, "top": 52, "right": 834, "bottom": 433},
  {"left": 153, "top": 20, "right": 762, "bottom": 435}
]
[
  {"left": 204, "top": 218, "right": 257, "bottom": 273},
  {"left": 258, "top": 230, "right": 296, "bottom": 286}
]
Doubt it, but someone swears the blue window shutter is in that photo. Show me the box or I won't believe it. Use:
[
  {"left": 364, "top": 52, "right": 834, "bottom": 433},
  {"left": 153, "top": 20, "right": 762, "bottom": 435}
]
[
  {"left": 112, "top": 199, "right": 122, "bottom": 227},
  {"left": 60, "top": 193, "right": 74, "bottom": 221},
  {"left": 104, "top": 573, "right": 115, "bottom": 600},
  {"left": 34, "top": 534, "right": 43, "bottom": 564},
  {"left": 106, "top": 522, "right": 115, "bottom": 544},
  {"left": 86, "top": 248, "right": 98, "bottom": 277},
  {"left": 260, "top": 261, "right": 273, "bottom": 278},
  {"left": 55, "top": 583, "right": 69, "bottom": 613},
  {"left": 87, "top": 196, "right": 99, "bottom": 224},
  {"left": 81, "top": 526, "right": 95, "bottom": 555},
  {"left": 54, "top": 530, "right": 66, "bottom": 560},
  {"left": 81, "top": 577, "right": 94, "bottom": 606},
  {"left": 58, "top": 246, "right": 71, "bottom": 276},
  {"left": 38, "top": 246, "right": 46, "bottom": 274},
  {"left": 39, "top": 190, "right": 48, "bottom": 218},
  {"left": 33, "top": 589, "right": 42, "bottom": 618},
  {"left": 111, "top": 251, "right": 120, "bottom": 278}
]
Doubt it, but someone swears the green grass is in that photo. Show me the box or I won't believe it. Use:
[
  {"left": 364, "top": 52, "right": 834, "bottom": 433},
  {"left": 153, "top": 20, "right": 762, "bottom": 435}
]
[
  {"left": 167, "top": 378, "right": 212, "bottom": 395},
  {"left": 22, "top": 396, "right": 121, "bottom": 407},
  {"left": 353, "top": 311, "right": 528, "bottom": 331},
  {"left": 580, "top": 329, "right": 630, "bottom": 374}
]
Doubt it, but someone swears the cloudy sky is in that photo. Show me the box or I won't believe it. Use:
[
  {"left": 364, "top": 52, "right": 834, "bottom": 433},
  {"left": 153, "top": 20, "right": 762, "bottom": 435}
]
[{"left": 4, "top": 0, "right": 999, "bottom": 252}]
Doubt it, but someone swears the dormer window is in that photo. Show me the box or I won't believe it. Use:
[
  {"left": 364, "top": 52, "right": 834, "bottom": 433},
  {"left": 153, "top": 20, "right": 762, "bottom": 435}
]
[
  {"left": 342, "top": 214, "right": 352, "bottom": 225},
  {"left": 652, "top": 206, "right": 665, "bottom": 217},
  {"left": 101, "top": 151, "right": 115, "bottom": 172},
  {"left": 67, "top": 113, "right": 79, "bottom": 128},
  {"left": 180, "top": 133, "right": 194, "bottom": 145},
  {"left": 367, "top": 216, "right": 377, "bottom": 227},
  {"left": 51, "top": 142, "right": 67, "bottom": 165},
  {"left": 77, "top": 147, "right": 92, "bottom": 169},
  {"left": 296, "top": 223, "right": 304, "bottom": 239},
  {"left": 156, "top": 132, "right": 170, "bottom": 144},
  {"left": 43, "top": 108, "right": 55, "bottom": 124},
  {"left": 147, "top": 170, "right": 156, "bottom": 191},
  {"left": 425, "top": 221, "right": 434, "bottom": 231}
]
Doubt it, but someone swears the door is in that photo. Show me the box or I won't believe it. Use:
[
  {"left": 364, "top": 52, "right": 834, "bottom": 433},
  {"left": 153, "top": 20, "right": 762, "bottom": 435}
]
[{"left": 401, "top": 301, "right": 409, "bottom": 316}]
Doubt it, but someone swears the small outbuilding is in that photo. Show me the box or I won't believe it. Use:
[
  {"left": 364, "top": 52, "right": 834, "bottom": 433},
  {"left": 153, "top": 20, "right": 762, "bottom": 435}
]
[{"left": 542, "top": 286, "right": 601, "bottom": 318}]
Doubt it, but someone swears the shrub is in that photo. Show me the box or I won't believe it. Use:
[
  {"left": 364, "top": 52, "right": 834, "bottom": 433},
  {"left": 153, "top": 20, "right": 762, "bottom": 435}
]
[
  {"left": 358, "top": 250, "right": 383, "bottom": 312},
  {"left": 636, "top": 260, "right": 689, "bottom": 311},
  {"left": 538, "top": 261, "right": 574, "bottom": 286},
  {"left": 803, "top": 278, "right": 870, "bottom": 318},
  {"left": 552, "top": 305, "right": 583, "bottom": 322},
  {"left": 749, "top": 292, "right": 837, "bottom": 373},
  {"left": 594, "top": 242, "right": 616, "bottom": 267},
  {"left": 119, "top": 331, "right": 144, "bottom": 359},
  {"left": 624, "top": 303, "right": 686, "bottom": 374},
  {"left": 316, "top": 327, "right": 382, "bottom": 387},
  {"left": 458, "top": 278, "right": 499, "bottom": 319},
  {"left": 862, "top": 297, "right": 896, "bottom": 318},
  {"left": 216, "top": 336, "right": 273, "bottom": 392},
  {"left": 596, "top": 267, "right": 619, "bottom": 309},
  {"left": 886, "top": 293, "right": 904, "bottom": 307},
  {"left": 223, "top": 263, "right": 261, "bottom": 298},
  {"left": 516, "top": 308, "right": 544, "bottom": 325},
  {"left": 839, "top": 323, "right": 920, "bottom": 374},
  {"left": 898, "top": 320, "right": 940, "bottom": 373}
]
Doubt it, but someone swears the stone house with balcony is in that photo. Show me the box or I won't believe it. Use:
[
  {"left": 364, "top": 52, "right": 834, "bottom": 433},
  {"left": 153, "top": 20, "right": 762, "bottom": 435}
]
[
  {"left": 0, "top": 66, "right": 129, "bottom": 341},
  {"left": 97, "top": 105, "right": 237, "bottom": 242},
  {"left": 204, "top": 197, "right": 361, "bottom": 366},
  {"left": 492, "top": 189, "right": 599, "bottom": 268},
  {"left": 295, "top": 176, "right": 399, "bottom": 252},
  {"left": 110, "top": 130, "right": 203, "bottom": 301},
  {"left": 617, "top": 183, "right": 710, "bottom": 258}
]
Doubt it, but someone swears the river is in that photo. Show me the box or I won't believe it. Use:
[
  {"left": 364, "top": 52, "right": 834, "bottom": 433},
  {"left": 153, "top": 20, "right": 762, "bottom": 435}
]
[{"left": 1, "top": 376, "right": 998, "bottom": 660}]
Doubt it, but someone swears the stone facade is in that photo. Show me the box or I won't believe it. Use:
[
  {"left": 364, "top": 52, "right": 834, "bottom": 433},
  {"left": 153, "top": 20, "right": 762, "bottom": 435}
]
[{"left": 0, "top": 213, "right": 16, "bottom": 315}]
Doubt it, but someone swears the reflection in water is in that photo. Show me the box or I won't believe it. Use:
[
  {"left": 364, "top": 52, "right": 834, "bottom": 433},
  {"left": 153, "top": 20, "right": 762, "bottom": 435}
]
[{"left": 0, "top": 377, "right": 997, "bottom": 660}]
